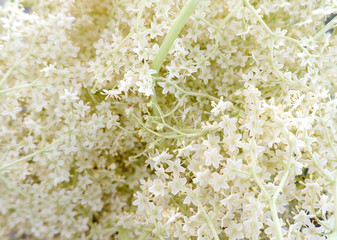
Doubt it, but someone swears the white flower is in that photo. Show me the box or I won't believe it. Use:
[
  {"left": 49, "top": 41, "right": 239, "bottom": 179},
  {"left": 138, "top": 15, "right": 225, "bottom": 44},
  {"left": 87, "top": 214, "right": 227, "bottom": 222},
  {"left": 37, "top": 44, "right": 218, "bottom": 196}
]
[
  {"left": 301, "top": 182, "right": 322, "bottom": 197},
  {"left": 149, "top": 179, "right": 166, "bottom": 197},
  {"left": 202, "top": 134, "right": 221, "bottom": 150},
  {"left": 223, "top": 133, "right": 242, "bottom": 152},
  {"left": 101, "top": 88, "right": 122, "bottom": 99},
  {"left": 264, "top": 218, "right": 276, "bottom": 236},
  {"left": 302, "top": 222, "right": 325, "bottom": 240},
  {"left": 157, "top": 80, "right": 175, "bottom": 95},
  {"left": 224, "top": 222, "right": 244, "bottom": 240},
  {"left": 1, "top": 0, "right": 336, "bottom": 239},
  {"left": 136, "top": 79, "right": 154, "bottom": 96},
  {"left": 166, "top": 158, "right": 185, "bottom": 173},
  {"left": 149, "top": 21, "right": 164, "bottom": 39},
  {"left": 183, "top": 189, "right": 199, "bottom": 206},
  {"left": 135, "top": 62, "right": 156, "bottom": 96},
  {"left": 133, "top": 192, "right": 150, "bottom": 212},
  {"left": 193, "top": 169, "right": 211, "bottom": 187},
  {"left": 219, "top": 115, "right": 237, "bottom": 134},
  {"left": 243, "top": 217, "right": 263, "bottom": 239},
  {"left": 222, "top": 158, "right": 244, "bottom": 180},
  {"left": 287, "top": 133, "right": 305, "bottom": 155},
  {"left": 209, "top": 172, "right": 229, "bottom": 192},
  {"left": 146, "top": 202, "right": 163, "bottom": 220},
  {"left": 204, "top": 148, "right": 224, "bottom": 168},
  {"left": 168, "top": 176, "right": 187, "bottom": 195},
  {"left": 176, "top": 144, "right": 194, "bottom": 157},
  {"left": 197, "top": 223, "right": 213, "bottom": 240},
  {"left": 147, "top": 151, "right": 173, "bottom": 170},
  {"left": 60, "top": 89, "right": 79, "bottom": 102},
  {"left": 243, "top": 197, "right": 264, "bottom": 217},
  {"left": 211, "top": 100, "right": 233, "bottom": 116},
  {"left": 168, "top": 212, "right": 182, "bottom": 224},
  {"left": 182, "top": 216, "right": 196, "bottom": 235},
  {"left": 220, "top": 193, "right": 242, "bottom": 211},
  {"left": 293, "top": 210, "right": 313, "bottom": 226}
]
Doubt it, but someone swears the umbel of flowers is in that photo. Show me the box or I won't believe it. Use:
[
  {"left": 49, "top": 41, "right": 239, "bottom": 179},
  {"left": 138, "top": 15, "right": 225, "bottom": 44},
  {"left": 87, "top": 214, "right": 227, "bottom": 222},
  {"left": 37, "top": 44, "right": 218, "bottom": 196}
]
[{"left": 0, "top": 0, "right": 337, "bottom": 239}]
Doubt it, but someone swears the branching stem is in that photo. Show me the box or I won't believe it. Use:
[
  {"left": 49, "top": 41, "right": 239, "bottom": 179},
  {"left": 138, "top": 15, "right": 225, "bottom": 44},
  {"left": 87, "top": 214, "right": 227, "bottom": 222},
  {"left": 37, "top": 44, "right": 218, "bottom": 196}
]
[{"left": 151, "top": 0, "right": 201, "bottom": 73}]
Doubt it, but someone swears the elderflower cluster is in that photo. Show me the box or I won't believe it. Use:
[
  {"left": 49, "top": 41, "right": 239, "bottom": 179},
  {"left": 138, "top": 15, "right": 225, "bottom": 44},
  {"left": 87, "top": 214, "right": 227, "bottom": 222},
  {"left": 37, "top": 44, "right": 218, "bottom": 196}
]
[{"left": 1, "top": 0, "right": 337, "bottom": 239}]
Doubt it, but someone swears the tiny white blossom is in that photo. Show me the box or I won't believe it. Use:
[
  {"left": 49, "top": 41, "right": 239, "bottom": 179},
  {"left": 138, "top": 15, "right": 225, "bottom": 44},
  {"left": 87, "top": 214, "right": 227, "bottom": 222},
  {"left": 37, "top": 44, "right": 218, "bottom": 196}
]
[
  {"left": 60, "top": 89, "right": 79, "bottom": 102},
  {"left": 168, "top": 176, "right": 187, "bottom": 195},
  {"left": 209, "top": 172, "right": 229, "bottom": 192},
  {"left": 225, "top": 222, "right": 244, "bottom": 240},
  {"left": 133, "top": 192, "right": 150, "bottom": 212},
  {"left": 149, "top": 179, "right": 166, "bottom": 197},
  {"left": 204, "top": 148, "right": 224, "bottom": 168},
  {"left": 211, "top": 100, "right": 233, "bottom": 116}
]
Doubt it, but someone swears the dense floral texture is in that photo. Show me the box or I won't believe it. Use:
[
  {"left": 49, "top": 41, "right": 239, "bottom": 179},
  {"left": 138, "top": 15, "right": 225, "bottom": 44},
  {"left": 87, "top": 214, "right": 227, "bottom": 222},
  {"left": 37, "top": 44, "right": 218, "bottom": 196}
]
[{"left": 1, "top": 0, "right": 337, "bottom": 239}]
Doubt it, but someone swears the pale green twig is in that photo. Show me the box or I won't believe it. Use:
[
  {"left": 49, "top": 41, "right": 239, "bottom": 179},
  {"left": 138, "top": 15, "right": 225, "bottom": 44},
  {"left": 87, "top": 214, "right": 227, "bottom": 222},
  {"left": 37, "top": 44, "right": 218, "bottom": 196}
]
[{"left": 151, "top": 0, "right": 201, "bottom": 73}]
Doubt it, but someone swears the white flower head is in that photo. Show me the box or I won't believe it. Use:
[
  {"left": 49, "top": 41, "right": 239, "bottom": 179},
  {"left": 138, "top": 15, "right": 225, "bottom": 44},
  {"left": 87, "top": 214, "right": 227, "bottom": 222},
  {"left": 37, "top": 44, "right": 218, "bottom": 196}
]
[
  {"left": 209, "top": 172, "right": 229, "bottom": 192},
  {"left": 211, "top": 100, "right": 233, "bottom": 116},
  {"left": 149, "top": 179, "right": 166, "bottom": 197},
  {"left": 204, "top": 148, "right": 224, "bottom": 168},
  {"left": 59, "top": 89, "right": 79, "bottom": 102}
]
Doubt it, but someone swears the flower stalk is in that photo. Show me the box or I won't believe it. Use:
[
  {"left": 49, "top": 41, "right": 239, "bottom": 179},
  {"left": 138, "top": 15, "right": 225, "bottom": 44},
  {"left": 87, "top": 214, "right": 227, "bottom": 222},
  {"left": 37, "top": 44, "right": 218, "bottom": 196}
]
[{"left": 151, "top": 0, "right": 201, "bottom": 73}]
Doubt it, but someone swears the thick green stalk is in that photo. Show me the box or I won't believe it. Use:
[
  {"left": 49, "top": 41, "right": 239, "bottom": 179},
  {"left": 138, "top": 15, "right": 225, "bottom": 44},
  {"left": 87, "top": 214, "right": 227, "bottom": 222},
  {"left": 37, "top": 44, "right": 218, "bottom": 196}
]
[
  {"left": 149, "top": 0, "right": 199, "bottom": 118},
  {"left": 151, "top": 0, "right": 200, "bottom": 73}
]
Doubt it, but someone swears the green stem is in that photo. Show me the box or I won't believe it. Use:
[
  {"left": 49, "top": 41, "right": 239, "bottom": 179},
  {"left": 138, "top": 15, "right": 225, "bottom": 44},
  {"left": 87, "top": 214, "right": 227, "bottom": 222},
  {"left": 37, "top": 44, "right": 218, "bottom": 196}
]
[
  {"left": 304, "top": 131, "right": 333, "bottom": 182},
  {"left": 0, "top": 83, "right": 43, "bottom": 95},
  {"left": 248, "top": 141, "right": 270, "bottom": 199},
  {"left": 155, "top": 77, "right": 220, "bottom": 102},
  {"left": 0, "top": 31, "right": 40, "bottom": 89},
  {"left": 151, "top": 0, "right": 201, "bottom": 73},
  {"left": 0, "top": 134, "right": 67, "bottom": 172},
  {"left": 0, "top": 173, "right": 49, "bottom": 203},
  {"left": 247, "top": 137, "right": 283, "bottom": 240},
  {"left": 0, "top": 173, "right": 31, "bottom": 198},
  {"left": 0, "top": 74, "right": 44, "bottom": 95},
  {"left": 152, "top": 120, "right": 209, "bottom": 137},
  {"left": 272, "top": 145, "right": 293, "bottom": 201},
  {"left": 92, "top": 0, "right": 146, "bottom": 93},
  {"left": 269, "top": 145, "right": 293, "bottom": 240},
  {"left": 152, "top": 101, "right": 166, "bottom": 124},
  {"left": 196, "top": 188, "right": 220, "bottom": 240},
  {"left": 163, "top": 94, "right": 186, "bottom": 117},
  {"left": 220, "top": 2, "right": 243, "bottom": 27},
  {"left": 309, "top": 202, "right": 332, "bottom": 231},
  {"left": 245, "top": 0, "right": 315, "bottom": 60},
  {"left": 313, "top": 15, "right": 337, "bottom": 40},
  {"left": 322, "top": 118, "right": 337, "bottom": 159},
  {"left": 269, "top": 199, "right": 283, "bottom": 240},
  {"left": 132, "top": 112, "right": 210, "bottom": 139},
  {"left": 243, "top": 0, "right": 274, "bottom": 35},
  {"left": 118, "top": 227, "right": 129, "bottom": 240}
]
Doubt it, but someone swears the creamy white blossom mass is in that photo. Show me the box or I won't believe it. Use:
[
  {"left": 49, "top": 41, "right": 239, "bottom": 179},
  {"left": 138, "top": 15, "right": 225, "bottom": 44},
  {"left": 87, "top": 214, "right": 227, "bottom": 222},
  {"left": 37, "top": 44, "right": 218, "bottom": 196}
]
[{"left": 0, "top": 0, "right": 337, "bottom": 239}]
